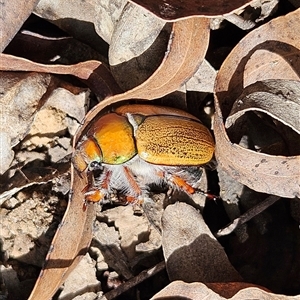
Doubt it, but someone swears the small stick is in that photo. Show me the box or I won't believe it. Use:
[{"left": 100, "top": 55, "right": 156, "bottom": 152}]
[
  {"left": 214, "top": 195, "right": 281, "bottom": 238},
  {"left": 98, "top": 261, "right": 166, "bottom": 300}
]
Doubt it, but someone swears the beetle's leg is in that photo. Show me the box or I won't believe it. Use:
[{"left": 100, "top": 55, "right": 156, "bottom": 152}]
[
  {"left": 84, "top": 187, "right": 106, "bottom": 203},
  {"left": 83, "top": 169, "right": 111, "bottom": 203},
  {"left": 113, "top": 164, "right": 153, "bottom": 204},
  {"left": 165, "top": 173, "right": 196, "bottom": 194},
  {"left": 161, "top": 170, "right": 219, "bottom": 200},
  {"left": 123, "top": 166, "right": 143, "bottom": 203}
]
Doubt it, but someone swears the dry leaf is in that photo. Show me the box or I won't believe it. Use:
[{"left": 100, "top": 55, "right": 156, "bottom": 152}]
[
  {"left": 161, "top": 202, "right": 242, "bottom": 283},
  {"left": 225, "top": 79, "right": 300, "bottom": 135},
  {"left": 129, "top": 0, "right": 254, "bottom": 20},
  {"left": 28, "top": 169, "right": 96, "bottom": 300},
  {"left": 186, "top": 59, "right": 217, "bottom": 93},
  {"left": 44, "top": 87, "right": 89, "bottom": 127},
  {"left": 0, "top": 72, "right": 52, "bottom": 174},
  {"left": 214, "top": 9, "right": 300, "bottom": 198},
  {"left": 151, "top": 280, "right": 297, "bottom": 300},
  {"left": 3, "top": 2, "right": 299, "bottom": 299},
  {"left": 151, "top": 281, "right": 225, "bottom": 300},
  {"left": 34, "top": 0, "right": 127, "bottom": 44},
  {"left": 109, "top": 2, "right": 168, "bottom": 90},
  {"left": 0, "top": 0, "right": 40, "bottom": 51},
  {"left": 0, "top": 53, "right": 121, "bottom": 99}
]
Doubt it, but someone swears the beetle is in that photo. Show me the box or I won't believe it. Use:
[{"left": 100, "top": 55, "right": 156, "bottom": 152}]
[{"left": 72, "top": 104, "right": 215, "bottom": 204}]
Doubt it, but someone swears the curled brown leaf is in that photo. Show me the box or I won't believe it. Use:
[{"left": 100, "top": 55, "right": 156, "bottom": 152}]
[
  {"left": 151, "top": 280, "right": 295, "bottom": 300},
  {"left": 214, "top": 9, "right": 300, "bottom": 198},
  {"left": 225, "top": 80, "right": 300, "bottom": 135},
  {"left": 0, "top": 54, "right": 121, "bottom": 99},
  {"left": 129, "top": 0, "right": 254, "bottom": 20}
]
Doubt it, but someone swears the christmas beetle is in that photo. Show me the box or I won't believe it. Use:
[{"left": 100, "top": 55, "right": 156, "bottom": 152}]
[{"left": 72, "top": 104, "right": 215, "bottom": 204}]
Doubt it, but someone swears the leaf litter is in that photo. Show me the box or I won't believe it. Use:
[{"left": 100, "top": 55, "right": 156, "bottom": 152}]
[{"left": 0, "top": 1, "right": 300, "bottom": 299}]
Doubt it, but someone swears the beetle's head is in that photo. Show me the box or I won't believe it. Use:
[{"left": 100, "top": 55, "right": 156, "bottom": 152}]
[{"left": 72, "top": 137, "right": 103, "bottom": 172}]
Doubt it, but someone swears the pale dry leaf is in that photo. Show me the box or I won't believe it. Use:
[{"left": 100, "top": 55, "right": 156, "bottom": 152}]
[
  {"left": 151, "top": 281, "right": 225, "bottom": 300},
  {"left": 243, "top": 49, "right": 300, "bottom": 88},
  {"left": 231, "top": 287, "right": 300, "bottom": 300},
  {"left": 214, "top": 8, "right": 300, "bottom": 115},
  {"left": 109, "top": 3, "right": 166, "bottom": 64},
  {"left": 34, "top": 0, "right": 127, "bottom": 45},
  {"left": 151, "top": 281, "right": 285, "bottom": 300},
  {"left": 0, "top": 72, "right": 51, "bottom": 174},
  {"left": 45, "top": 88, "right": 89, "bottom": 124},
  {"left": 0, "top": 0, "right": 40, "bottom": 51},
  {"left": 225, "top": 79, "right": 300, "bottom": 134},
  {"left": 0, "top": 133, "right": 14, "bottom": 176},
  {"left": 214, "top": 9, "right": 300, "bottom": 198},
  {"left": 161, "top": 202, "right": 242, "bottom": 283},
  {"left": 186, "top": 59, "right": 217, "bottom": 93},
  {"left": 0, "top": 72, "right": 51, "bottom": 147},
  {"left": 109, "top": 2, "right": 168, "bottom": 90}
]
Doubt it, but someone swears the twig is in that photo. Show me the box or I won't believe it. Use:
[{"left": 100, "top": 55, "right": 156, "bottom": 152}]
[
  {"left": 98, "top": 261, "right": 166, "bottom": 300},
  {"left": 214, "top": 195, "right": 281, "bottom": 238}
]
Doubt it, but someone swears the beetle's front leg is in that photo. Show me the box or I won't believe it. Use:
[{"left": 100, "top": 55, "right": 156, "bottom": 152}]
[{"left": 83, "top": 168, "right": 111, "bottom": 203}]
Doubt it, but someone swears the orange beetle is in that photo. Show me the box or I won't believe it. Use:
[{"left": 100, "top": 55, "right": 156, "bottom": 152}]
[{"left": 72, "top": 104, "right": 215, "bottom": 204}]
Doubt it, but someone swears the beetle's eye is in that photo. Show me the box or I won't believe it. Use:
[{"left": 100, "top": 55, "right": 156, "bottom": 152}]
[{"left": 89, "top": 161, "right": 102, "bottom": 171}]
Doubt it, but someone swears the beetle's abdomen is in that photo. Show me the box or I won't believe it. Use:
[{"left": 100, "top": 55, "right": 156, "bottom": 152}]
[{"left": 136, "top": 116, "right": 214, "bottom": 165}]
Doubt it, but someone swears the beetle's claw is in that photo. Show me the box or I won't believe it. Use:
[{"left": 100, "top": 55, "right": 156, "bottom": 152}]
[{"left": 195, "top": 190, "right": 220, "bottom": 201}]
